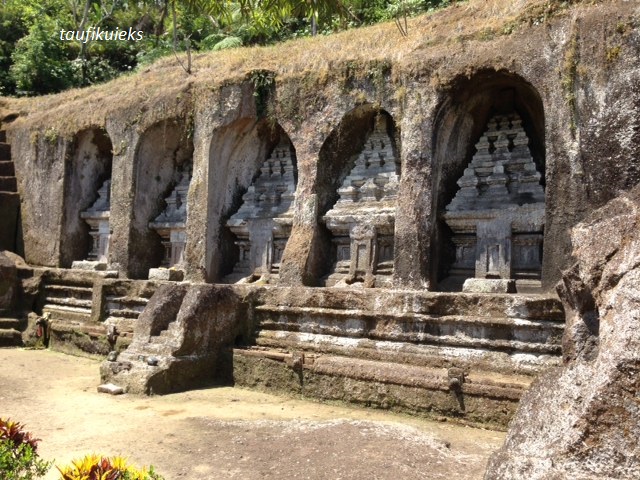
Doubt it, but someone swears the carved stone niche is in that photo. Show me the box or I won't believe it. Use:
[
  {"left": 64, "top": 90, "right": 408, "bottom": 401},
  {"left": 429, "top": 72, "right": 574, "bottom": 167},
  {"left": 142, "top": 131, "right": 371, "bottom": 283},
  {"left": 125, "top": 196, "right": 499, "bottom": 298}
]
[
  {"left": 148, "top": 168, "right": 191, "bottom": 281},
  {"left": 443, "top": 113, "right": 545, "bottom": 291},
  {"left": 225, "top": 141, "right": 297, "bottom": 284},
  {"left": 323, "top": 115, "right": 399, "bottom": 288},
  {"left": 72, "top": 179, "right": 111, "bottom": 271}
]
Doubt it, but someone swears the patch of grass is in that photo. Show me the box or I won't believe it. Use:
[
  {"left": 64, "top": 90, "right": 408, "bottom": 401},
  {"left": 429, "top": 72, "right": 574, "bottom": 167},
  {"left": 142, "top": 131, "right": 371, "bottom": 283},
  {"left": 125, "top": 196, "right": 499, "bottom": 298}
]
[{"left": 606, "top": 45, "right": 621, "bottom": 63}]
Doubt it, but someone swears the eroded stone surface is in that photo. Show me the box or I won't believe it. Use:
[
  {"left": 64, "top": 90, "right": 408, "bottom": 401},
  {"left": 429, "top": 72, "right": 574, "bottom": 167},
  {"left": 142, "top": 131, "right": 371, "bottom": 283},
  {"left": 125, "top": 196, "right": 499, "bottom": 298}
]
[{"left": 485, "top": 183, "right": 640, "bottom": 479}]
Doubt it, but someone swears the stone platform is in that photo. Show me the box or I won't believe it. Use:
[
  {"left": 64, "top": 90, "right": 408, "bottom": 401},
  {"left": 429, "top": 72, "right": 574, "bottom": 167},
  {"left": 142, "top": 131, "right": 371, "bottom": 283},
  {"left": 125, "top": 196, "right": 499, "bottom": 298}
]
[
  {"left": 231, "top": 287, "right": 564, "bottom": 428},
  {"left": 15, "top": 265, "right": 565, "bottom": 427}
]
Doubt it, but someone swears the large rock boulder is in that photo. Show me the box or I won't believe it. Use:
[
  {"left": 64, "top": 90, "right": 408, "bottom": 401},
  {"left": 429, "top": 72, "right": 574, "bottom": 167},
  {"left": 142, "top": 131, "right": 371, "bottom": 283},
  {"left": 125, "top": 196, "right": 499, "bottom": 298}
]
[{"left": 485, "top": 183, "right": 640, "bottom": 479}]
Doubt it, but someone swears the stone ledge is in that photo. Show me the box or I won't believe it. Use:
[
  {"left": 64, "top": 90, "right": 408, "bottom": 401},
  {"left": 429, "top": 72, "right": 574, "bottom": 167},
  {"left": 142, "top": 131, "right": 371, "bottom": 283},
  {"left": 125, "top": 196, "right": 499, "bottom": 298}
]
[
  {"left": 462, "top": 278, "right": 516, "bottom": 294},
  {"left": 148, "top": 268, "right": 184, "bottom": 281},
  {"left": 71, "top": 260, "right": 107, "bottom": 271}
]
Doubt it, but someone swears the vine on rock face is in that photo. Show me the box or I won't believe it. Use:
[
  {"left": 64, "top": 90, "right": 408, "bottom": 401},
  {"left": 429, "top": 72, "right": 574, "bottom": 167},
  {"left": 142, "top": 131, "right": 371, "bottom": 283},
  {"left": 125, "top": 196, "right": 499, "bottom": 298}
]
[{"left": 250, "top": 69, "right": 276, "bottom": 119}]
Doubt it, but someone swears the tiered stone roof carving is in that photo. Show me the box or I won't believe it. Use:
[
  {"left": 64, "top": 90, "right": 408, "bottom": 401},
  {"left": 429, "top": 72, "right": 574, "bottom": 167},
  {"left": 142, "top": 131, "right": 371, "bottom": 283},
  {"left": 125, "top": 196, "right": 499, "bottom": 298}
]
[
  {"left": 149, "top": 168, "right": 191, "bottom": 271},
  {"left": 226, "top": 141, "right": 297, "bottom": 282},
  {"left": 444, "top": 112, "right": 545, "bottom": 285},
  {"left": 323, "top": 115, "right": 400, "bottom": 287}
]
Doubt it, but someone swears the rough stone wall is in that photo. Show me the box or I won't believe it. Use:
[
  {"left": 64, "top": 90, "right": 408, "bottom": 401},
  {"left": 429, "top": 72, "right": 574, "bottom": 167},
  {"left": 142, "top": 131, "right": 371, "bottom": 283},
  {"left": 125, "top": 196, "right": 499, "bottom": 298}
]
[
  {"left": 9, "top": 130, "right": 69, "bottom": 267},
  {"left": 2, "top": 2, "right": 639, "bottom": 291},
  {"left": 484, "top": 183, "right": 640, "bottom": 479}
]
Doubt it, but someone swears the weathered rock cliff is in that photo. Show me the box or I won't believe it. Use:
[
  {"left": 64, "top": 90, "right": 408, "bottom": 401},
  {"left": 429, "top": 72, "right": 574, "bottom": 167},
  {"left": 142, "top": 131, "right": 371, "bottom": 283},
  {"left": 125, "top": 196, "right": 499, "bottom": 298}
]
[
  {"left": 485, "top": 182, "right": 640, "bottom": 479},
  {"left": 1, "top": 0, "right": 639, "bottom": 290}
]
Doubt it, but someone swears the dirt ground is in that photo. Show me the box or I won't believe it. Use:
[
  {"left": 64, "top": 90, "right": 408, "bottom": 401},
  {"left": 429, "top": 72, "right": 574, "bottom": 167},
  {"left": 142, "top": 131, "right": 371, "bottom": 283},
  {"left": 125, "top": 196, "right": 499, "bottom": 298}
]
[{"left": 0, "top": 348, "right": 504, "bottom": 479}]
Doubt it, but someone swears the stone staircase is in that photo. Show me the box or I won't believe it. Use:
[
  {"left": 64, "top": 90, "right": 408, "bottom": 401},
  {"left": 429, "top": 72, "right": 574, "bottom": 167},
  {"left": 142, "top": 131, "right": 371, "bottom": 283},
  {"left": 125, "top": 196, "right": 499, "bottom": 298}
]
[
  {"left": 104, "top": 293, "right": 151, "bottom": 331},
  {"left": 233, "top": 287, "right": 565, "bottom": 428},
  {"left": 42, "top": 275, "right": 95, "bottom": 323},
  {"left": 0, "top": 314, "right": 23, "bottom": 347},
  {"left": 0, "top": 128, "right": 21, "bottom": 253},
  {"left": 101, "top": 284, "right": 242, "bottom": 395}
]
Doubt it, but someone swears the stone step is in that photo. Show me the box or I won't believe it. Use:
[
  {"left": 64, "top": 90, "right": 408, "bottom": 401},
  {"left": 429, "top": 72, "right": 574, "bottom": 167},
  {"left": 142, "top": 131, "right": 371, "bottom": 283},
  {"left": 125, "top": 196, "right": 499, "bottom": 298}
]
[
  {"left": 44, "top": 284, "right": 94, "bottom": 298},
  {"left": 0, "top": 143, "right": 9, "bottom": 161},
  {"left": 148, "top": 334, "right": 179, "bottom": 349},
  {"left": 233, "top": 348, "right": 531, "bottom": 428},
  {"left": 254, "top": 331, "right": 560, "bottom": 376},
  {"left": 44, "top": 296, "right": 93, "bottom": 309},
  {"left": 0, "top": 328, "right": 22, "bottom": 347},
  {"left": 0, "top": 176, "right": 16, "bottom": 192},
  {"left": 130, "top": 342, "right": 173, "bottom": 356},
  {"left": 254, "top": 293, "right": 565, "bottom": 322},
  {"left": 106, "top": 308, "right": 142, "bottom": 319},
  {"left": 255, "top": 308, "right": 564, "bottom": 351},
  {"left": 107, "top": 296, "right": 149, "bottom": 307},
  {"left": 0, "top": 161, "right": 15, "bottom": 177},
  {"left": 43, "top": 305, "right": 92, "bottom": 323},
  {"left": 0, "top": 318, "right": 21, "bottom": 330}
]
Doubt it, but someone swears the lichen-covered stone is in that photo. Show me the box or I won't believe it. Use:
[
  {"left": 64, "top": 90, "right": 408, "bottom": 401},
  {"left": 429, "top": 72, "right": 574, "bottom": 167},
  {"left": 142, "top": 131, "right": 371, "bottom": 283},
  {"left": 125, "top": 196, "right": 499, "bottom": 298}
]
[{"left": 485, "top": 183, "right": 640, "bottom": 479}]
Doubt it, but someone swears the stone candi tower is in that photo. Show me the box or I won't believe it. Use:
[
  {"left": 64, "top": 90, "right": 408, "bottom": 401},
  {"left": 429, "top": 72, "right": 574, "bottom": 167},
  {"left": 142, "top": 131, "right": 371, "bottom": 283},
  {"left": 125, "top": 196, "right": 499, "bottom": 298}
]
[
  {"left": 74, "top": 179, "right": 112, "bottom": 269},
  {"left": 148, "top": 168, "right": 191, "bottom": 280},
  {"left": 444, "top": 113, "right": 545, "bottom": 290},
  {"left": 226, "top": 141, "right": 296, "bottom": 283},
  {"left": 323, "top": 115, "right": 400, "bottom": 288}
]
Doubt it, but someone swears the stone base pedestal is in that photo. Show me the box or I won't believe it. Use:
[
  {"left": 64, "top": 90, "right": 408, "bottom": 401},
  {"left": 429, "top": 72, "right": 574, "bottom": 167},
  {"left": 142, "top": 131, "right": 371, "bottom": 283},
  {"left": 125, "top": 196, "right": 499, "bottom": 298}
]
[
  {"left": 148, "top": 268, "right": 184, "bottom": 282},
  {"left": 71, "top": 260, "right": 107, "bottom": 271},
  {"left": 462, "top": 278, "right": 516, "bottom": 294}
]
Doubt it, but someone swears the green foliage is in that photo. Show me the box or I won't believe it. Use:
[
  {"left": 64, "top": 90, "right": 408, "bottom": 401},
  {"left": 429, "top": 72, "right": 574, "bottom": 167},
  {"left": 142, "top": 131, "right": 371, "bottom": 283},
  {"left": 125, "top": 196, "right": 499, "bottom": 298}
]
[
  {"left": 210, "top": 36, "right": 243, "bottom": 51},
  {"left": 250, "top": 69, "right": 276, "bottom": 117},
  {"left": 1, "top": 0, "right": 453, "bottom": 96},
  {"left": 57, "top": 455, "right": 164, "bottom": 480},
  {"left": 0, "top": 418, "right": 51, "bottom": 480},
  {"left": 10, "top": 19, "right": 75, "bottom": 95}
]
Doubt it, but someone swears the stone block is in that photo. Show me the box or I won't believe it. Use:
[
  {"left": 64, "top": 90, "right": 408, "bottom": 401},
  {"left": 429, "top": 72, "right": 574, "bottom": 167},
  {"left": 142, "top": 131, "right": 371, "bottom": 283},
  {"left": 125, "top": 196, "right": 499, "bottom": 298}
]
[
  {"left": 462, "top": 278, "right": 516, "bottom": 294},
  {"left": 97, "top": 383, "right": 125, "bottom": 395},
  {"left": 71, "top": 260, "right": 108, "bottom": 271},
  {"left": 148, "top": 268, "right": 184, "bottom": 281}
]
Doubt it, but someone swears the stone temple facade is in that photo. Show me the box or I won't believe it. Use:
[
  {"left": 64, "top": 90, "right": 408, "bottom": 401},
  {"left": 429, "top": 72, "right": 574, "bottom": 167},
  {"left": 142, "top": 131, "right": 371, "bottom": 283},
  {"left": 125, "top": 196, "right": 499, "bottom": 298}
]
[
  {"left": 323, "top": 115, "right": 399, "bottom": 288},
  {"left": 443, "top": 113, "right": 545, "bottom": 290},
  {"left": 3, "top": 0, "right": 639, "bottom": 433},
  {"left": 226, "top": 141, "right": 297, "bottom": 283}
]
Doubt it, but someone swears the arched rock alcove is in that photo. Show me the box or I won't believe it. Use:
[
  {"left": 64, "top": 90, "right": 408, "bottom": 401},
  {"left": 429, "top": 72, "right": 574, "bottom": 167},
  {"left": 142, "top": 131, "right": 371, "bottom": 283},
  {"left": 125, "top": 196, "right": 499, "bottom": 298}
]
[
  {"left": 316, "top": 105, "right": 400, "bottom": 286},
  {"left": 206, "top": 118, "right": 290, "bottom": 282},
  {"left": 60, "top": 127, "right": 113, "bottom": 267},
  {"left": 431, "top": 70, "right": 545, "bottom": 291},
  {"left": 130, "top": 119, "right": 193, "bottom": 279}
]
